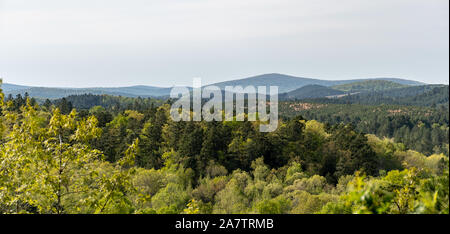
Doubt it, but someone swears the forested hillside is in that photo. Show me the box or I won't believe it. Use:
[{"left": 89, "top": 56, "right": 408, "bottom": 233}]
[
  {"left": 311, "top": 85, "right": 449, "bottom": 107},
  {"left": 1, "top": 81, "right": 448, "bottom": 214},
  {"left": 280, "top": 102, "right": 449, "bottom": 156},
  {"left": 332, "top": 80, "right": 409, "bottom": 93}
]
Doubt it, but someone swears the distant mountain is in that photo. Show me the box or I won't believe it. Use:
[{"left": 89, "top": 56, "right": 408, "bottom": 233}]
[
  {"left": 280, "top": 85, "right": 345, "bottom": 100},
  {"left": 332, "top": 80, "right": 409, "bottom": 93},
  {"left": 1, "top": 83, "right": 31, "bottom": 92},
  {"left": 208, "top": 73, "right": 424, "bottom": 93},
  {"left": 209, "top": 74, "right": 330, "bottom": 93},
  {"left": 2, "top": 85, "right": 183, "bottom": 99},
  {"left": 1, "top": 73, "right": 425, "bottom": 99}
]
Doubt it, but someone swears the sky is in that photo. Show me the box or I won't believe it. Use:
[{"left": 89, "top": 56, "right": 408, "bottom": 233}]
[{"left": 0, "top": 0, "right": 448, "bottom": 87}]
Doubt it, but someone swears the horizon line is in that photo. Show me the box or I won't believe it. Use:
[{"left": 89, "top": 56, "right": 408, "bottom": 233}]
[{"left": 1, "top": 73, "right": 441, "bottom": 89}]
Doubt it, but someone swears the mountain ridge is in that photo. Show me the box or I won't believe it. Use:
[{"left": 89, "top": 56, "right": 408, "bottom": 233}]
[{"left": 1, "top": 73, "right": 426, "bottom": 99}]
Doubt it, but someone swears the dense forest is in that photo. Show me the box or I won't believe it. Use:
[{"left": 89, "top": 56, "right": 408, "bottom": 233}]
[
  {"left": 331, "top": 80, "right": 409, "bottom": 93},
  {"left": 310, "top": 85, "right": 449, "bottom": 107},
  {"left": 280, "top": 102, "right": 449, "bottom": 156},
  {"left": 0, "top": 82, "right": 448, "bottom": 214}
]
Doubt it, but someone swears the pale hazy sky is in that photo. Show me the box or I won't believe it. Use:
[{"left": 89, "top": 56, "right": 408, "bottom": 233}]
[{"left": 0, "top": 0, "right": 448, "bottom": 87}]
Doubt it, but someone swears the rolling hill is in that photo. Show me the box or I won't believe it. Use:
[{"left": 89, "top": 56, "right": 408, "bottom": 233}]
[
  {"left": 208, "top": 73, "right": 423, "bottom": 93},
  {"left": 332, "top": 80, "right": 409, "bottom": 93},
  {"left": 1, "top": 83, "right": 31, "bottom": 92},
  {"left": 2, "top": 73, "right": 425, "bottom": 99},
  {"left": 2, "top": 86, "right": 183, "bottom": 99}
]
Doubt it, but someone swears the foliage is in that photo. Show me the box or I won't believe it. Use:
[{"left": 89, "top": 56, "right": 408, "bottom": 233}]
[{"left": 0, "top": 82, "right": 448, "bottom": 214}]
